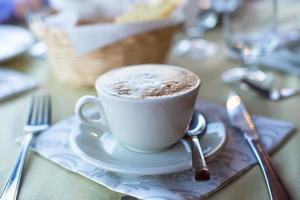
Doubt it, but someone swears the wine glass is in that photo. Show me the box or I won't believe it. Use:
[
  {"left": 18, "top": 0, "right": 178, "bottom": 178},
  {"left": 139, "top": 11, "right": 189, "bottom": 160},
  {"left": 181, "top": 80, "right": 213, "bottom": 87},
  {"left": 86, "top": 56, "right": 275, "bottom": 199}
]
[
  {"left": 222, "top": 0, "right": 278, "bottom": 86},
  {"left": 212, "top": 0, "right": 240, "bottom": 13},
  {"left": 172, "top": 0, "right": 218, "bottom": 60},
  {"left": 24, "top": 0, "right": 48, "bottom": 58}
]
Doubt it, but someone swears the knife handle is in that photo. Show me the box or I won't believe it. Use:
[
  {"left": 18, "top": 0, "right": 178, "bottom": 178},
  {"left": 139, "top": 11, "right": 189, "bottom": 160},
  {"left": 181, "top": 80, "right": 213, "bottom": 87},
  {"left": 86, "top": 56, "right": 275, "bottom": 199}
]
[
  {"left": 248, "top": 139, "right": 291, "bottom": 200},
  {"left": 191, "top": 136, "right": 210, "bottom": 181}
]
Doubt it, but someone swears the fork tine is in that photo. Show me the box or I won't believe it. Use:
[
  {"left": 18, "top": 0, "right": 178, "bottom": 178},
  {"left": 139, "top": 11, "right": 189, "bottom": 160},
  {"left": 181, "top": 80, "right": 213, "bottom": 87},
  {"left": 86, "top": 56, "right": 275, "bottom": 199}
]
[
  {"left": 37, "top": 95, "right": 44, "bottom": 125},
  {"left": 48, "top": 96, "right": 52, "bottom": 125},
  {"left": 26, "top": 96, "right": 35, "bottom": 125},
  {"left": 43, "top": 95, "right": 51, "bottom": 125},
  {"left": 41, "top": 95, "right": 46, "bottom": 124},
  {"left": 27, "top": 96, "right": 40, "bottom": 125},
  {"left": 31, "top": 95, "right": 41, "bottom": 125}
]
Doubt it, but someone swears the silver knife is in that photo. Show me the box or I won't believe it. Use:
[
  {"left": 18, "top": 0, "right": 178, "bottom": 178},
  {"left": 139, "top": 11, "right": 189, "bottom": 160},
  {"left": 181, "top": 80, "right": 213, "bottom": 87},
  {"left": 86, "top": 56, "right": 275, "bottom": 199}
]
[{"left": 226, "top": 91, "right": 290, "bottom": 200}]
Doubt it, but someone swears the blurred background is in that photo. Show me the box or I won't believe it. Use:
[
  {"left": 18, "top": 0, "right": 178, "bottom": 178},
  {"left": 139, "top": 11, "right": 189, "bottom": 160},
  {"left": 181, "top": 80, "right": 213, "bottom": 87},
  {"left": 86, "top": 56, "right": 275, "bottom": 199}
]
[{"left": 0, "top": 0, "right": 300, "bottom": 95}]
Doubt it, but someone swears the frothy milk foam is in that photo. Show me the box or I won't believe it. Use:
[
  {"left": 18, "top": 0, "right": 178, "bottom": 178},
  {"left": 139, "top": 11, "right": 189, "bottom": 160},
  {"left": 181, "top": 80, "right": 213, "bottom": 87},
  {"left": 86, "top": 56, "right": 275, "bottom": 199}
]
[{"left": 97, "top": 64, "right": 200, "bottom": 99}]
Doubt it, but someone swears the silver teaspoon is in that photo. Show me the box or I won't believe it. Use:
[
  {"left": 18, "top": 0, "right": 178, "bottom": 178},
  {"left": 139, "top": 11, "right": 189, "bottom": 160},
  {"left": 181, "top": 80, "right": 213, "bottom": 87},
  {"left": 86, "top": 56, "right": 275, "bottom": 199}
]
[{"left": 186, "top": 111, "right": 210, "bottom": 181}]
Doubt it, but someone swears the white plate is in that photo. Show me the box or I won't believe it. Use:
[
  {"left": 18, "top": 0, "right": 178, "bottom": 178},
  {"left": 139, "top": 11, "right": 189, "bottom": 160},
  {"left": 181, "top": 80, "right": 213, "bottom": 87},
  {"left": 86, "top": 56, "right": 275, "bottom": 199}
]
[
  {"left": 70, "top": 113, "right": 227, "bottom": 175},
  {"left": 0, "top": 25, "right": 34, "bottom": 62}
]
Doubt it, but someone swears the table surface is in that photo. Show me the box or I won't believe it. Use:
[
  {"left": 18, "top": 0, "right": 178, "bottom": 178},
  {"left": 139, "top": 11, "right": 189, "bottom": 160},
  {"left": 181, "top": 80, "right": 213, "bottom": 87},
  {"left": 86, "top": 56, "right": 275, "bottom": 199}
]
[{"left": 1, "top": 8, "right": 300, "bottom": 200}]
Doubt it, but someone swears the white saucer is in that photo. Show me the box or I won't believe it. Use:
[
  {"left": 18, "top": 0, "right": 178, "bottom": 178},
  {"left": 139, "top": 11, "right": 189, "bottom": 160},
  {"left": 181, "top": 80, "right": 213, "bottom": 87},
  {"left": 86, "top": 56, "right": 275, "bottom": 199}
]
[
  {"left": 70, "top": 113, "right": 227, "bottom": 175},
  {"left": 0, "top": 25, "right": 34, "bottom": 62}
]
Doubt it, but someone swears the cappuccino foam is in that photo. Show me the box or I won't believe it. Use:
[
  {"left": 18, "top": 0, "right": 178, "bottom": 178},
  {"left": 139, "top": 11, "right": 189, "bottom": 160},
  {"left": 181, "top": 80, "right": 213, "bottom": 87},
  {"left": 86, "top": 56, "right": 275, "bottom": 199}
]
[{"left": 97, "top": 64, "right": 200, "bottom": 99}]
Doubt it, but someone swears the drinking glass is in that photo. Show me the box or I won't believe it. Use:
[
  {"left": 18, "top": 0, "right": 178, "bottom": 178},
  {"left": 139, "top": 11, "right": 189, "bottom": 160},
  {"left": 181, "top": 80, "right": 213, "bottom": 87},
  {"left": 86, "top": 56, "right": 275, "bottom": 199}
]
[
  {"left": 172, "top": 0, "right": 218, "bottom": 60},
  {"left": 222, "top": 0, "right": 278, "bottom": 85},
  {"left": 24, "top": 0, "right": 48, "bottom": 58},
  {"left": 212, "top": 0, "right": 240, "bottom": 13}
]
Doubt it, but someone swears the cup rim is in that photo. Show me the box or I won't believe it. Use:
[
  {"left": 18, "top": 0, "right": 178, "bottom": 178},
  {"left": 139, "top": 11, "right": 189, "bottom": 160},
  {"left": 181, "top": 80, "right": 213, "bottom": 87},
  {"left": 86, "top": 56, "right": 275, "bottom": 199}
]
[{"left": 95, "top": 64, "right": 201, "bottom": 102}]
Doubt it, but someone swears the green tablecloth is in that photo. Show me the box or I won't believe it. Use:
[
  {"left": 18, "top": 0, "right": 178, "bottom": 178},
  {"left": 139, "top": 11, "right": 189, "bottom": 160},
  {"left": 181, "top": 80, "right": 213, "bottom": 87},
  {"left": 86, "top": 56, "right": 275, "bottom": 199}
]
[{"left": 1, "top": 24, "right": 300, "bottom": 199}]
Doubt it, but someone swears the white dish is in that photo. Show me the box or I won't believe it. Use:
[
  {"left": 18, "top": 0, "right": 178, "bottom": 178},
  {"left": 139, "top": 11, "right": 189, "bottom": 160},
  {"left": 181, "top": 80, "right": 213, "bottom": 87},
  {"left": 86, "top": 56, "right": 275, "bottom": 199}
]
[
  {"left": 70, "top": 112, "right": 227, "bottom": 175},
  {"left": 0, "top": 25, "right": 34, "bottom": 63}
]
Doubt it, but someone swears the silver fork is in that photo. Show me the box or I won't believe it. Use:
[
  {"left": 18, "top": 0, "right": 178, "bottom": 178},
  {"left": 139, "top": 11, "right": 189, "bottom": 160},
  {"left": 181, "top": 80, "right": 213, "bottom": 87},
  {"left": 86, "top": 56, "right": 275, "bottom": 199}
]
[{"left": 0, "top": 95, "right": 51, "bottom": 200}]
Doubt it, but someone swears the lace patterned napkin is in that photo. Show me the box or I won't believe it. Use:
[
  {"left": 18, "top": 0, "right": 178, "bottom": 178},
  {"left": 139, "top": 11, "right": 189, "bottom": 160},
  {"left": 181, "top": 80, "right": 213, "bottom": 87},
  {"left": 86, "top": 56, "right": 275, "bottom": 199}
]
[
  {"left": 29, "top": 100, "right": 295, "bottom": 200},
  {"left": 0, "top": 68, "right": 37, "bottom": 101}
]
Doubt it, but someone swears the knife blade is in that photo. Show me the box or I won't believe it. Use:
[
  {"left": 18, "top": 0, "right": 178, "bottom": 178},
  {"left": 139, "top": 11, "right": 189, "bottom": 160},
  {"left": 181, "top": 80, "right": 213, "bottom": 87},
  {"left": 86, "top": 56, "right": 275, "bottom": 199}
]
[
  {"left": 226, "top": 91, "right": 290, "bottom": 200},
  {"left": 226, "top": 91, "right": 259, "bottom": 140}
]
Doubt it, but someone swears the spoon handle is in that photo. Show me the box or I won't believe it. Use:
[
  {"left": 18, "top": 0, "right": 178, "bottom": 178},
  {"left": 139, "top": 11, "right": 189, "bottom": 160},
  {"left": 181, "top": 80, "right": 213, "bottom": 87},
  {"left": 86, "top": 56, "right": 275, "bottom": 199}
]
[
  {"left": 191, "top": 135, "right": 210, "bottom": 181},
  {"left": 280, "top": 88, "right": 300, "bottom": 99}
]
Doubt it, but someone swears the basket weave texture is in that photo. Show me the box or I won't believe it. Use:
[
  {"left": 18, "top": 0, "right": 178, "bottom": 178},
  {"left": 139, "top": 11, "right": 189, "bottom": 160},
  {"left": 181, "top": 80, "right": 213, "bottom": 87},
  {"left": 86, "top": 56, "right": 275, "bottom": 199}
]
[{"left": 30, "top": 21, "right": 181, "bottom": 87}]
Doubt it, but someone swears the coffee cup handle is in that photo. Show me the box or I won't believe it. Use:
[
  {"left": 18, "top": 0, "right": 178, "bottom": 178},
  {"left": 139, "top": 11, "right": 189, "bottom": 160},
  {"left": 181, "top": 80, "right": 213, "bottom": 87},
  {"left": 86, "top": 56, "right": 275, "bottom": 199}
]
[{"left": 75, "top": 95, "right": 108, "bottom": 132}]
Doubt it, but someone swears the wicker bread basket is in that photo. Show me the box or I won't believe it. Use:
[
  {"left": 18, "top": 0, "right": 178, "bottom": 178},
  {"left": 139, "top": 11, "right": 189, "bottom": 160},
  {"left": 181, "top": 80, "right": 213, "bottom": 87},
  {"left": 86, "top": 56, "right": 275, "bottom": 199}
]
[{"left": 30, "top": 20, "right": 181, "bottom": 88}]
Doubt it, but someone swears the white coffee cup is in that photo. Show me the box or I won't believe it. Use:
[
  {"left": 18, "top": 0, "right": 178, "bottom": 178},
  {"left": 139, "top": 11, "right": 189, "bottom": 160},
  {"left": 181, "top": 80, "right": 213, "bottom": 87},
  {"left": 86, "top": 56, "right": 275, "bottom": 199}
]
[{"left": 75, "top": 65, "right": 200, "bottom": 153}]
